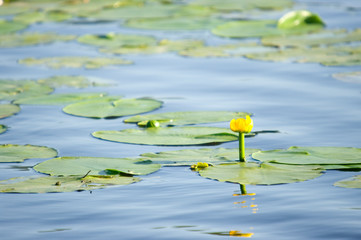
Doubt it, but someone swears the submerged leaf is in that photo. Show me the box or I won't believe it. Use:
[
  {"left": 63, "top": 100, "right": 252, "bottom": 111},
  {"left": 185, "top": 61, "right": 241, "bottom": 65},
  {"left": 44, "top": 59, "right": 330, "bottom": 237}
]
[
  {"left": 0, "top": 104, "right": 21, "bottom": 119},
  {"left": 140, "top": 148, "right": 260, "bottom": 166},
  {"left": 0, "top": 175, "right": 140, "bottom": 193},
  {"left": 0, "top": 144, "right": 57, "bottom": 163},
  {"left": 125, "top": 111, "right": 251, "bottom": 126},
  {"left": 63, "top": 97, "right": 162, "bottom": 118},
  {"left": 199, "top": 162, "right": 324, "bottom": 185},
  {"left": 334, "top": 175, "right": 361, "bottom": 189},
  {"left": 19, "top": 56, "right": 132, "bottom": 69},
  {"left": 34, "top": 156, "right": 161, "bottom": 176},
  {"left": 13, "top": 93, "right": 107, "bottom": 105},
  {"left": 252, "top": 146, "right": 361, "bottom": 165},
  {"left": 92, "top": 127, "right": 240, "bottom": 146}
]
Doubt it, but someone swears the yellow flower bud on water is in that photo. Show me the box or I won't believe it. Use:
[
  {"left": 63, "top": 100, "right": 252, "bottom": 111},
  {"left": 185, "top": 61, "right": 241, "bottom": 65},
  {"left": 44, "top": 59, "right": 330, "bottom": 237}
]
[
  {"left": 230, "top": 115, "right": 253, "bottom": 133},
  {"left": 191, "top": 162, "right": 209, "bottom": 170}
]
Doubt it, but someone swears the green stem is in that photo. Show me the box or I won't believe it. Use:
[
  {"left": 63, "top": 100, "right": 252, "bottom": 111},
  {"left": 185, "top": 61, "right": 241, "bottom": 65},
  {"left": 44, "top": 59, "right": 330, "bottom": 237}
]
[
  {"left": 239, "top": 132, "right": 245, "bottom": 162},
  {"left": 240, "top": 184, "right": 247, "bottom": 195}
]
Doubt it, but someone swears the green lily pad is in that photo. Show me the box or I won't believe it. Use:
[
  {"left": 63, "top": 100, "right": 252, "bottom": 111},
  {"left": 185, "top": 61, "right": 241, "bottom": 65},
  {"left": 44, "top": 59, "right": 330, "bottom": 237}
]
[
  {"left": 0, "top": 104, "right": 21, "bottom": 119},
  {"left": 0, "top": 32, "right": 76, "bottom": 48},
  {"left": 63, "top": 97, "right": 162, "bottom": 119},
  {"left": 262, "top": 29, "right": 361, "bottom": 48},
  {"left": 13, "top": 9, "right": 73, "bottom": 24},
  {"left": 252, "top": 146, "right": 361, "bottom": 165},
  {"left": 140, "top": 148, "right": 260, "bottom": 166},
  {"left": 0, "top": 125, "right": 7, "bottom": 135},
  {"left": 212, "top": 19, "right": 322, "bottom": 39},
  {"left": 332, "top": 71, "right": 361, "bottom": 84},
  {"left": 13, "top": 93, "right": 107, "bottom": 105},
  {"left": 0, "top": 79, "right": 53, "bottom": 101},
  {"left": 334, "top": 175, "right": 361, "bottom": 189},
  {"left": 34, "top": 156, "right": 161, "bottom": 176},
  {"left": 126, "top": 16, "right": 226, "bottom": 30},
  {"left": 92, "top": 126, "right": 240, "bottom": 146},
  {"left": 19, "top": 56, "right": 132, "bottom": 69},
  {"left": 246, "top": 45, "right": 361, "bottom": 66},
  {"left": 0, "top": 19, "right": 27, "bottom": 35},
  {"left": 192, "top": 0, "right": 293, "bottom": 11},
  {"left": 0, "top": 144, "right": 57, "bottom": 163},
  {"left": 37, "top": 75, "right": 112, "bottom": 88},
  {"left": 77, "top": 33, "right": 157, "bottom": 49},
  {"left": 199, "top": 162, "right": 324, "bottom": 185},
  {"left": 0, "top": 175, "right": 140, "bottom": 193},
  {"left": 277, "top": 10, "right": 325, "bottom": 30},
  {"left": 124, "top": 111, "right": 251, "bottom": 126}
]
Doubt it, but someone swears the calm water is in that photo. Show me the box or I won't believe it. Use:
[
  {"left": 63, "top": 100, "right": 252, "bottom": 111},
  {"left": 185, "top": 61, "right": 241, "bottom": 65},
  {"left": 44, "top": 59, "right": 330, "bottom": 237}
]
[{"left": 1, "top": 1, "right": 361, "bottom": 239}]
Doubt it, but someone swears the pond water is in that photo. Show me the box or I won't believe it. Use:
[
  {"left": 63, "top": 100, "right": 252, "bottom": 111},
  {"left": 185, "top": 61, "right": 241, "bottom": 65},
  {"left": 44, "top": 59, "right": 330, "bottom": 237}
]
[{"left": 0, "top": 0, "right": 360, "bottom": 239}]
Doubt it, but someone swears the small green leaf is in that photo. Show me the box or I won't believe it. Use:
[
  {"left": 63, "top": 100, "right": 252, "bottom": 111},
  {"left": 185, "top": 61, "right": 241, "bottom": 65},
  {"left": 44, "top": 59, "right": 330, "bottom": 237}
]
[
  {"left": 0, "top": 144, "right": 58, "bottom": 163},
  {"left": 0, "top": 104, "right": 21, "bottom": 119},
  {"left": 34, "top": 157, "right": 161, "bottom": 176},
  {"left": 63, "top": 97, "right": 162, "bottom": 119},
  {"left": 334, "top": 175, "right": 361, "bottom": 189},
  {"left": 92, "top": 127, "right": 239, "bottom": 146},
  {"left": 277, "top": 10, "right": 325, "bottom": 30}
]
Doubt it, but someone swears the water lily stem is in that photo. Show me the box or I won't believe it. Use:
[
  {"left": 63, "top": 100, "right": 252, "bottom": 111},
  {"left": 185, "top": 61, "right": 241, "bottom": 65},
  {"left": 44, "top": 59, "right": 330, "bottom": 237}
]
[
  {"left": 239, "top": 132, "right": 245, "bottom": 162},
  {"left": 240, "top": 184, "right": 247, "bottom": 195}
]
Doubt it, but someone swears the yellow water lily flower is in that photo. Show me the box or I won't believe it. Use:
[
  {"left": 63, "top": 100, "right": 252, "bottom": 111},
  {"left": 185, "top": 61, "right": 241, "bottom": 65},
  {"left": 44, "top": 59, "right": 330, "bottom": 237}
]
[{"left": 230, "top": 115, "right": 253, "bottom": 133}]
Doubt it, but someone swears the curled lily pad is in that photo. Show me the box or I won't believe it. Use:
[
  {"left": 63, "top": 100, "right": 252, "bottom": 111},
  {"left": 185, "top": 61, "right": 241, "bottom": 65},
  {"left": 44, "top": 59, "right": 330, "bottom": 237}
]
[
  {"left": 0, "top": 144, "right": 57, "bottom": 163},
  {"left": 77, "top": 33, "right": 157, "bottom": 49},
  {"left": 252, "top": 146, "right": 361, "bottom": 165},
  {"left": 124, "top": 111, "right": 251, "bottom": 126},
  {"left": 334, "top": 175, "right": 361, "bottom": 189},
  {"left": 34, "top": 157, "right": 161, "bottom": 176},
  {"left": 37, "top": 75, "right": 112, "bottom": 88},
  {"left": 0, "top": 79, "right": 53, "bottom": 101},
  {"left": 126, "top": 17, "right": 226, "bottom": 30},
  {"left": 277, "top": 10, "right": 325, "bottom": 30},
  {"left": 332, "top": 71, "right": 361, "bottom": 84},
  {"left": 63, "top": 97, "right": 162, "bottom": 119},
  {"left": 13, "top": 93, "right": 107, "bottom": 105},
  {"left": 92, "top": 127, "right": 240, "bottom": 146},
  {"left": 0, "top": 175, "right": 140, "bottom": 193},
  {"left": 0, "top": 32, "right": 76, "bottom": 48},
  {"left": 19, "top": 56, "right": 132, "bottom": 69},
  {"left": 199, "top": 162, "right": 324, "bottom": 185},
  {"left": 0, "top": 125, "right": 7, "bottom": 134},
  {"left": 140, "top": 148, "right": 260, "bottom": 166},
  {"left": 0, "top": 104, "right": 21, "bottom": 119},
  {"left": 0, "top": 19, "right": 27, "bottom": 35}
]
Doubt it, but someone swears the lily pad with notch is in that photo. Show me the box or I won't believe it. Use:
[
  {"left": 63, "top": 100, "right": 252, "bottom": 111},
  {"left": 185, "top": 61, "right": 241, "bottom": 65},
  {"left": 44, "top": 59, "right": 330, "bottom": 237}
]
[
  {"left": 0, "top": 144, "right": 58, "bottom": 163},
  {"left": 63, "top": 97, "right": 162, "bottom": 119}
]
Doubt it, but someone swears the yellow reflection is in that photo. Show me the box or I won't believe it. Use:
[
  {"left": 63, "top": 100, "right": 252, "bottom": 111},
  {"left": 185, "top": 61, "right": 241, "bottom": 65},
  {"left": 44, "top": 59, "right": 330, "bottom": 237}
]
[{"left": 229, "top": 230, "right": 254, "bottom": 237}]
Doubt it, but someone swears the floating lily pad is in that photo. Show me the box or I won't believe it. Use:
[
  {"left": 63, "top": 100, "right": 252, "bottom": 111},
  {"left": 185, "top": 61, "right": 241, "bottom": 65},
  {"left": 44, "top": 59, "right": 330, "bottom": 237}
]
[
  {"left": 252, "top": 146, "right": 361, "bottom": 165},
  {"left": 13, "top": 93, "right": 107, "bottom": 105},
  {"left": 0, "top": 125, "right": 7, "bottom": 135},
  {"left": 19, "top": 56, "right": 132, "bottom": 69},
  {"left": 199, "top": 162, "right": 324, "bottom": 185},
  {"left": 92, "top": 127, "right": 240, "bottom": 146},
  {"left": 0, "top": 104, "right": 21, "bottom": 119},
  {"left": 0, "top": 175, "right": 140, "bottom": 193},
  {"left": 34, "top": 156, "right": 161, "bottom": 176},
  {"left": 0, "top": 79, "right": 53, "bottom": 101},
  {"left": 126, "top": 16, "right": 226, "bottom": 30},
  {"left": 77, "top": 33, "right": 157, "bottom": 49},
  {"left": 246, "top": 45, "right": 361, "bottom": 66},
  {"left": 63, "top": 97, "right": 162, "bottom": 119},
  {"left": 13, "top": 9, "right": 73, "bottom": 24},
  {"left": 332, "top": 71, "right": 361, "bottom": 84},
  {"left": 334, "top": 175, "right": 361, "bottom": 189},
  {"left": 0, "top": 144, "right": 57, "bottom": 163},
  {"left": 0, "top": 32, "right": 76, "bottom": 48},
  {"left": 140, "top": 148, "right": 260, "bottom": 166},
  {"left": 277, "top": 10, "right": 325, "bottom": 30},
  {"left": 37, "top": 75, "right": 111, "bottom": 88},
  {"left": 0, "top": 19, "right": 27, "bottom": 35},
  {"left": 192, "top": 0, "right": 293, "bottom": 11},
  {"left": 212, "top": 19, "right": 322, "bottom": 39},
  {"left": 262, "top": 29, "right": 361, "bottom": 48},
  {"left": 124, "top": 111, "right": 251, "bottom": 126}
]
